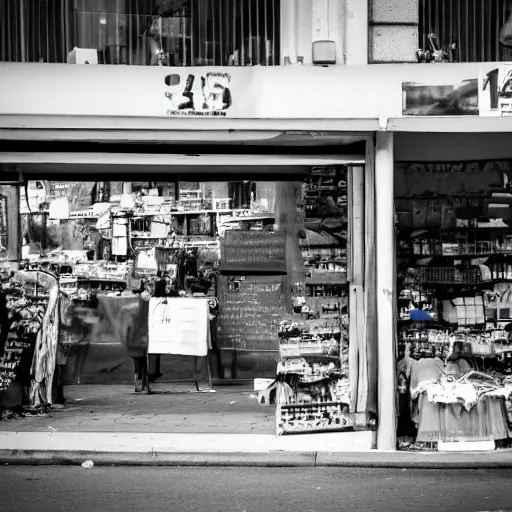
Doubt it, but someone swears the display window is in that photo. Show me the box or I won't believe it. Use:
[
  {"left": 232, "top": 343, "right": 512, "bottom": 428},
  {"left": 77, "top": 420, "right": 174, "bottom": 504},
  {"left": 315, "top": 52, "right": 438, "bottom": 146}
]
[
  {"left": 0, "top": 164, "right": 376, "bottom": 437},
  {"left": 395, "top": 160, "right": 512, "bottom": 450}
]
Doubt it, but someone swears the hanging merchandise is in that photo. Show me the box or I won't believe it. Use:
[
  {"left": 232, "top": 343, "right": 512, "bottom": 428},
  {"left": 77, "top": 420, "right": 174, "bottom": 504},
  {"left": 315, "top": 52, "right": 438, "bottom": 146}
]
[
  {"left": 0, "top": 270, "right": 59, "bottom": 412},
  {"left": 395, "top": 160, "right": 512, "bottom": 450},
  {"left": 28, "top": 273, "right": 60, "bottom": 408}
]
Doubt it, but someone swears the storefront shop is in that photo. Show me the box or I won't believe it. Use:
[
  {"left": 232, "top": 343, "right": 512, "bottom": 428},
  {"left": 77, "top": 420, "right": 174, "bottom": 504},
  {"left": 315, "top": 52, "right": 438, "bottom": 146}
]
[
  {"left": 2, "top": 61, "right": 512, "bottom": 451},
  {"left": 391, "top": 63, "right": 512, "bottom": 451},
  {"left": 0, "top": 62, "right": 383, "bottom": 448}
]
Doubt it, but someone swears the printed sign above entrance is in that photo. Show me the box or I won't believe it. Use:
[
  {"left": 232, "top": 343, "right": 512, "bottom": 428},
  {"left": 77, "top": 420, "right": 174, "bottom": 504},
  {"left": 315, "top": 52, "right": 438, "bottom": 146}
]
[
  {"left": 480, "top": 65, "right": 512, "bottom": 117},
  {"left": 164, "top": 72, "right": 232, "bottom": 117},
  {"left": 402, "top": 78, "right": 479, "bottom": 116}
]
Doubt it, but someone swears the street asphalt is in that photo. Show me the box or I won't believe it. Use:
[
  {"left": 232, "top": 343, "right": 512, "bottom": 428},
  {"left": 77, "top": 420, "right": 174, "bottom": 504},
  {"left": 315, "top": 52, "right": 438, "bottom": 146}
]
[{"left": 0, "top": 465, "right": 511, "bottom": 512}]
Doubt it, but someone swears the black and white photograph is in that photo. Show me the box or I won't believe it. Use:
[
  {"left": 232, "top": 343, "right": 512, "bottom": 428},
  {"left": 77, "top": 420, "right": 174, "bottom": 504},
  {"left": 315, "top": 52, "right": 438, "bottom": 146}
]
[
  {"left": 1, "top": 1, "right": 512, "bottom": 511},
  {"left": 402, "top": 79, "right": 479, "bottom": 116}
]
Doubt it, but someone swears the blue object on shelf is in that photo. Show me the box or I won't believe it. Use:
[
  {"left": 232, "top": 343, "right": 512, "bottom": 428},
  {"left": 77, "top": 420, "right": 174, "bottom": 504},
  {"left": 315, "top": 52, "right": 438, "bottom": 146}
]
[{"left": 409, "top": 309, "right": 435, "bottom": 321}]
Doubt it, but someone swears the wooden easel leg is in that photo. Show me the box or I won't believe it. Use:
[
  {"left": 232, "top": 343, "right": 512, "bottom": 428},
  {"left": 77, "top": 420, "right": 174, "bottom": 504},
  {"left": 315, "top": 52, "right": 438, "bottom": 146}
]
[
  {"left": 206, "top": 352, "right": 213, "bottom": 390},
  {"left": 194, "top": 356, "right": 200, "bottom": 391}
]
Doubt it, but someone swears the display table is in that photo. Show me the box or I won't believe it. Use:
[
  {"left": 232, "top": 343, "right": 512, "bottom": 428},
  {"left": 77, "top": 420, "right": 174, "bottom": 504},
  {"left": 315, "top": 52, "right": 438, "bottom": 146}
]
[
  {"left": 414, "top": 394, "right": 511, "bottom": 443},
  {"left": 408, "top": 358, "right": 512, "bottom": 443}
]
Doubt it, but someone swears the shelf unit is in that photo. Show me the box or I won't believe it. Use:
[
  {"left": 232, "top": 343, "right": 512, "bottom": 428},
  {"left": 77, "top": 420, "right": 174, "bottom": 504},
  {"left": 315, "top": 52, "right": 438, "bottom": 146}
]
[
  {"left": 276, "top": 166, "right": 351, "bottom": 435},
  {"left": 396, "top": 187, "right": 512, "bottom": 368}
]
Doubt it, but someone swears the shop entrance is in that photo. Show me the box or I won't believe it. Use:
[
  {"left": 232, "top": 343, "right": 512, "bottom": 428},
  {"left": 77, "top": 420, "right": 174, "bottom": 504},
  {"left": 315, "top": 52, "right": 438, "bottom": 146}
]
[
  {"left": 0, "top": 137, "right": 376, "bottom": 443},
  {"left": 394, "top": 154, "right": 512, "bottom": 451}
]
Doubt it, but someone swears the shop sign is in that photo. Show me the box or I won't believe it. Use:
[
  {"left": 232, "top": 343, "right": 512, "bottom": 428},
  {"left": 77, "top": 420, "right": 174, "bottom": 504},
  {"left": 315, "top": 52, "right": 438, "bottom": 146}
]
[
  {"left": 480, "top": 64, "right": 512, "bottom": 117},
  {"left": 395, "top": 159, "right": 512, "bottom": 197},
  {"left": 399, "top": 160, "right": 512, "bottom": 175},
  {"left": 69, "top": 210, "right": 97, "bottom": 218},
  {"left": 164, "top": 72, "right": 232, "bottom": 117},
  {"left": 220, "top": 230, "right": 286, "bottom": 273}
]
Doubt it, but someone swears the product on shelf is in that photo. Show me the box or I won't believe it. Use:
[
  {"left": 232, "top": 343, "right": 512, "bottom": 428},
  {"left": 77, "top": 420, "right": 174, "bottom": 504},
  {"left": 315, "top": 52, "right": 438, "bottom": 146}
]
[
  {"left": 395, "top": 163, "right": 512, "bottom": 450},
  {"left": 276, "top": 167, "right": 352, "bottom": 435}
]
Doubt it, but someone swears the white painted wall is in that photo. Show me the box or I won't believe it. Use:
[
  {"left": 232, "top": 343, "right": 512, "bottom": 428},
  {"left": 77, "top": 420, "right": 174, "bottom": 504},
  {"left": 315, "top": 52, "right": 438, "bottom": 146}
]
[
  {"left": 280, "top": 0, "right": 368, "bottom": 65},
  {"left": 345, "top": 0, "right": 369, "bottom": 65},
  {"left": 369, "top": 0, "right": 419, "bottom": 63}
]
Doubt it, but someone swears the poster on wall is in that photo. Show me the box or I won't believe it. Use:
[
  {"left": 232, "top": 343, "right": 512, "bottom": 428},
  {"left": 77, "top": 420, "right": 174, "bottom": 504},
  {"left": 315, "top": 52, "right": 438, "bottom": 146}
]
[
  {"left": 148, "top": 298, "right": 210, "bottom": 356},
  {"left": 402, "top": 79, "right": 479, "bottom": 116},
  {"left": 164, "top": 72, "right": 232, "bottom": 117},
  {"left": 479, "top": 64, "right": 512, "bottom": 116}
]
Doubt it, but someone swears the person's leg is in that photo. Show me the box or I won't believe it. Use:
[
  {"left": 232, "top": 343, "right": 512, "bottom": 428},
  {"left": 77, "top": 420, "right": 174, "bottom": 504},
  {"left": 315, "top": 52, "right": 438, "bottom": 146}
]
[
  {"left": 133, "top": 356, "right": 145, "bottom": 392},
  {"left": 148, "top": 355, "right": 162, "bottom": 383},
  {"left": 53, "top": 365, "right": 66, "bottom": 405}
]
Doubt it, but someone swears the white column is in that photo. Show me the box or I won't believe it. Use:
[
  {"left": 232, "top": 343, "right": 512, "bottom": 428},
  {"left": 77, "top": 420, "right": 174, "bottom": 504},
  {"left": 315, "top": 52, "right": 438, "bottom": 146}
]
[
  {"left": 345, "top": 0, "right": 368, "bottom": 65},
  {"left": 375, "top": 131, "right": 397, "bottom": 451},
  {"left": 312, "top": 0, "right": 345, "bottom": 65},
  {"left": 281, "top": 0, "right": 298, "bottom": 64}
]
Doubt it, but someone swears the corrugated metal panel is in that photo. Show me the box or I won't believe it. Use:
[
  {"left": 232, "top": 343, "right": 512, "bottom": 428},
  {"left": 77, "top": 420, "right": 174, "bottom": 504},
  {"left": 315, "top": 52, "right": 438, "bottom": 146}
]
[
  {"left": 0, "top": 0, "right": 280, "bottom": 66},
  {"left": 419, "top": 0, "right": 510, "bottom": 62}
]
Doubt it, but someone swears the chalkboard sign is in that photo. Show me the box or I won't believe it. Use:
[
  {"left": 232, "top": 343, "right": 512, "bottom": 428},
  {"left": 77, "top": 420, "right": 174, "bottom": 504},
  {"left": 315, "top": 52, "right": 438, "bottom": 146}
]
[
  {"left": 217, "top": 275, "right": 286, "bottom": 351},
  {"left": 220, "top": 230, "right": 286, "bottom": 273},
  {"left": 0, "top": 330, "right": 37, "bottom": 390}
]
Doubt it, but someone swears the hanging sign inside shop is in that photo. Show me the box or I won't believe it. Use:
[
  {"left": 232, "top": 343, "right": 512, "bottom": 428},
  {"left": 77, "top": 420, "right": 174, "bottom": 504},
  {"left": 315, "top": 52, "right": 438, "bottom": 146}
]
[
  {"left": 402, "top": 78, "right": 479, "bottom": 116},
  {"left": 220, "top": 230, "right": 286, "bottom": 273},
  {"left": 479, "top": 64, "right": 512, "bottom": 117},
  {"left": 395, "top": 160, "right": 512, "bottom": 198},
  {"left": 164, "top": 72, "right": 232, "bottom": 117},
  {"left": 148, "top": 298, "right": 210, "bottom": 356},
  {"left": 69, "top": 210, "right": 98, "bottom": 218}
]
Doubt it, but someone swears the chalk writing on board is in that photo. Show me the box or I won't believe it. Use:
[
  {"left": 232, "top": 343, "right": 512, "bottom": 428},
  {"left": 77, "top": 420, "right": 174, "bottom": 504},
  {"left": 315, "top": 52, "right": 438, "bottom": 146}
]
[
  {"left": 217, "top": 275, "right": 286, "bottom": 350},
  {"left": 0, "top": 331, "right": 36, "bottom": 390}
]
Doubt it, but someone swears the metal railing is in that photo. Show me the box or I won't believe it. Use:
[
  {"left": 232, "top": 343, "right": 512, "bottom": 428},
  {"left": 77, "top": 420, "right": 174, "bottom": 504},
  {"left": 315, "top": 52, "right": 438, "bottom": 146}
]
[
  {"left": 419, "top": 0, "right": 511, "bottom": 62},
  {"left": 0, "top": 0, "right": 280, "bottom": 66}
]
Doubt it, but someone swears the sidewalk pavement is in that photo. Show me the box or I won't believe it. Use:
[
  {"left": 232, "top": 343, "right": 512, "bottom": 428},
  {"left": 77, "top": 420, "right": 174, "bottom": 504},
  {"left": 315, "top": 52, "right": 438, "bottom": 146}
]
[
  {"left": 0, "top": 384, "right": 275, "bottom": 434},
  {"left": 1, "top": 385, "right": 512, "bottom": 468},
  {"left": 0, "top": 431, "right": 512, "bottom": 468}
]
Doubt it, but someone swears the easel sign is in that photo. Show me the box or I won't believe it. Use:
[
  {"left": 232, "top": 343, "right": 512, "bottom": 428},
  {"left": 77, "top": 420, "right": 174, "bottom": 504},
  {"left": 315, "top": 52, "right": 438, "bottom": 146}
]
[{"left": 147, "top": 297, "right": 213, "bottom": 392}]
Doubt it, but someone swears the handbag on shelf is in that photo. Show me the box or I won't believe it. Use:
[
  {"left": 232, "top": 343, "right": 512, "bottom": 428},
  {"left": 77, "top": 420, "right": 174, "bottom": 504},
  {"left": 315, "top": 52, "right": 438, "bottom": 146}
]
[{"left": 470, "top": 339, "right": 495, "bottom": 357}]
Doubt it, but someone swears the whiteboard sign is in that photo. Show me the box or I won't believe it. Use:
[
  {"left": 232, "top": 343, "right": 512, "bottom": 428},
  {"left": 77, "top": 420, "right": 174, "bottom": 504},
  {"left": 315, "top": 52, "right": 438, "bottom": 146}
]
[{"left": 148, "top": 298, "right": 209, "bottom": 356}]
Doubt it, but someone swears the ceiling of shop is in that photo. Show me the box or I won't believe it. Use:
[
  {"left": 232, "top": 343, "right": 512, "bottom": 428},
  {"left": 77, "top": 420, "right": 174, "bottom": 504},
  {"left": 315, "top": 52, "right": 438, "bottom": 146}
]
[{"left": 0, "top": 152, "right": 365, "bottom": 182}]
